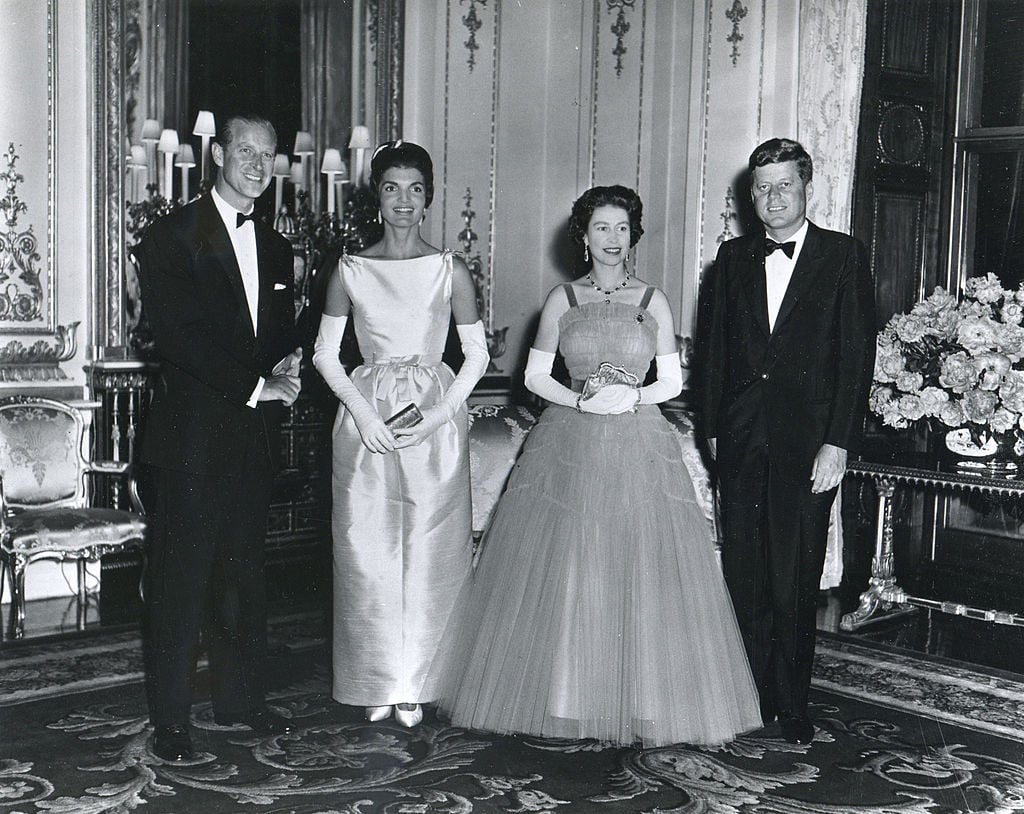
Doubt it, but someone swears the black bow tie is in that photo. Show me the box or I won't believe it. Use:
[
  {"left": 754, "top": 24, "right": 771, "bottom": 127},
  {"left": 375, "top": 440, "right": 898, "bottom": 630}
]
[
  {"left": 764, "top": 238, "right": 796, "bottom": 258},
  {"left": 236, "top": 211, "right": 256, "bottom": 228}
]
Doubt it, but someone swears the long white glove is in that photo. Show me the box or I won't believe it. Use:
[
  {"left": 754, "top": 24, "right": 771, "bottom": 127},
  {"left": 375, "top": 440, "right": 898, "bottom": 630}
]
[
  {"left": 638, "top": 353, "right": 683, "bottom": 404},
  {"left": 526, "top": 349, "right": 682, "bottom": 413},
  {"left": 413, "top": 320, "right": 490, "bottom": 435},
  {"left": 313, "top": 314, "right": 394, "bottom": 453},
  {"left": 524, "top": 348, "right": 577, "bottom": 407},
  {"left": 524, "top": 349, "right": 634, "bottom": 414}
]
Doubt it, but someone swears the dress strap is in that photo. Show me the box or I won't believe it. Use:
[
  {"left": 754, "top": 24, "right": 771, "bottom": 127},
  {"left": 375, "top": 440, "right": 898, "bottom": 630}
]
[
  {"left": 563, "top": 283, "right": 579, "bottom": 309},
  {"left": 639, "top": 286, "right": 655, "bottom": 310}
]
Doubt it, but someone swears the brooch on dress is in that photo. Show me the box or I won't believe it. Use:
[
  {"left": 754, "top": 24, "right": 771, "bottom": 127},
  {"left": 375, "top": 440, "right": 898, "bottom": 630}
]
[{"left": 635, "top": 312, "right": 645, "bottom": 323}]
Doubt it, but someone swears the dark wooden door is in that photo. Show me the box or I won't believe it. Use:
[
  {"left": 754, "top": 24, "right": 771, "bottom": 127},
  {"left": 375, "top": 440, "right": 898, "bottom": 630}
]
[{"left": 852, "top": 0, "right": 961, "bottom": 327}]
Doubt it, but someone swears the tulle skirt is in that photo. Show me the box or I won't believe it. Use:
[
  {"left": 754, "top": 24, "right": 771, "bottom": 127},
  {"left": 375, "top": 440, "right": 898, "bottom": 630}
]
[{"left": 430, "top": 404, "right": 763, "bottom": 748}]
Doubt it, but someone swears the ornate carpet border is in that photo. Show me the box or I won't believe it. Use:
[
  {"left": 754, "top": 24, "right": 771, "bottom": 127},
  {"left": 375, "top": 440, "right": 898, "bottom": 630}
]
[{"left": 813, "top": 634, "right": 1024, "bottom": 742}]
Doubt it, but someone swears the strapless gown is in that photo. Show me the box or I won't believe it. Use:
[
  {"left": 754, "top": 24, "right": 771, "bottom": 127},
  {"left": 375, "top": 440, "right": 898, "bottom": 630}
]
[
  {"left": 330, "top": 251, "right": 473, "bottom": 706},
  {"left": 431, "top": 287, "right": 762, "bottom": 747}
]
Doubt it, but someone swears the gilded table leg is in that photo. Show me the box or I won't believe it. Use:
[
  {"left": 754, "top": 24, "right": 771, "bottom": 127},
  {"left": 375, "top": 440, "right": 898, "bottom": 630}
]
[{"left": 841, "top": 478, "right": 912, "bottom": 630}]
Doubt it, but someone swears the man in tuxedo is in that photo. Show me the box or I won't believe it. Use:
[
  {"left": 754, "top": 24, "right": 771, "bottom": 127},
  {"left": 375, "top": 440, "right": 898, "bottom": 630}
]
[
  {"left": 137, "top": 113, "right": 302, "bottom": 761},
  {"left": 697, "top": 138, "right": 875, "bottom": 744}
]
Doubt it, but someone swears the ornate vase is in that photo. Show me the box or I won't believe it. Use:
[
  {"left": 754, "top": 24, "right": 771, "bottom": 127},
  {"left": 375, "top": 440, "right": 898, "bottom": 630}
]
[{"left": 944, "top": 428, "right": 1021, "bottom": 475}]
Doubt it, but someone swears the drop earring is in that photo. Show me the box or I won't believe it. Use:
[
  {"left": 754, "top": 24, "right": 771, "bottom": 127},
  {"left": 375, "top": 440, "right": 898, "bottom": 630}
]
[
  {"left": 377, "top": 210, "right": 383, "bottom": 224},
  {"left": 584, "top": 244, "right": 590, "bottom": 263}
]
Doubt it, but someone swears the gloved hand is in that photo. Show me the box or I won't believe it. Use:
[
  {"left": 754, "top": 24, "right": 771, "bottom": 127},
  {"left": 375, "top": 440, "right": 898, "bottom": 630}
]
[
  {"left": 579, "top": 383, "right": 640, "bottom": 415},
  {"left": 313, "top": 313, "right": 397, "bottom": 454}
]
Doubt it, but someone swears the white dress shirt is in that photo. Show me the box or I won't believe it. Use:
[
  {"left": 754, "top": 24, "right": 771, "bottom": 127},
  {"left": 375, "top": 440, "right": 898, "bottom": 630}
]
[
  {"left": 765, "top": 219, "right": 809, "bottom": 332},
  {"left": 210, "top": 187, "right": 264, "bottom": 406}
]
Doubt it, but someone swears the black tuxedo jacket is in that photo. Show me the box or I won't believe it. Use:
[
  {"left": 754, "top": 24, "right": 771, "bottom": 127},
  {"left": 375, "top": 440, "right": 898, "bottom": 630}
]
[
  {"left": 137, "top": 194, "right": 298, "bottom": 476},
  {"left": 697, "top": 221, "right": 876, "bottom": 483}
]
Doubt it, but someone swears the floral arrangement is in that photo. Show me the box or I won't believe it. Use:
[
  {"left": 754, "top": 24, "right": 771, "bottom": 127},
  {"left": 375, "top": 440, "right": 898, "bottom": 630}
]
[{"left": 871, "top": 273, "right": 1024, "bottom": 454}]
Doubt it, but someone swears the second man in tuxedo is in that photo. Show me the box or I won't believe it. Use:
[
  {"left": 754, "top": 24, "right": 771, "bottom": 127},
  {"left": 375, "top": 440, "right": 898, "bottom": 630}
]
[
  {"left": 138, "top": 113, "right": 302, "bottom": 761},
  {"left": 697, "top": 138, "right": 875, "bottom": 745}
]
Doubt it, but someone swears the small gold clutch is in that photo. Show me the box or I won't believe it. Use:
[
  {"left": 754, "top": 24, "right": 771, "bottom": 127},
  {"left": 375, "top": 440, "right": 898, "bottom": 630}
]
[
  {"left": 582, "top": 362, "right": 640, "bottom": 398},
  {"left": 384, "top": 403, "right": 424, "bottom": 429}
]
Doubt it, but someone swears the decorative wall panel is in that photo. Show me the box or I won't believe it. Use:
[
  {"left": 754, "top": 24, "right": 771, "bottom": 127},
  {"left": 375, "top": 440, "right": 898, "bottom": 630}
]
[
  {"left": 881, "top": 0, "right": 932, "bottom": 76},
  {"left": 406, "top": 0, "right": 704, "bottom": 376},
  {"left": 871, "top": 192, "right": 924, "bottom": 323},
  {"left": 0, "top": 1, "right": 56, "bottom": 335},
  {"left": 438, "top": 0, "right": 506, "bottom": 371}
]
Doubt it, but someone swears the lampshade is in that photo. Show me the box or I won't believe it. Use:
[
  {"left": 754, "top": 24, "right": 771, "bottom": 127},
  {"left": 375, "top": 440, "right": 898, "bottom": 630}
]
[
  {"left": 320, "top": 148, "right": 345, "bottom": 174},
  {"left": 175, "top": 144, "right": 196, "bottom": 167},
  {"left": 293, "top": 131, "right": 314, "bottom": 155},
  {"left": 129, "top": 145, "right": 148, "bottom": 167},
  {"left": 348, "top": 125, "right": 372, "bottom": 150},
  {"left": 157, "top": 129, "right": 179, "bottom": 153},
  {"left": 273, "top": 154, "right": 291, "bottom": 176},
  {"left": 141, "top": 118, "right": 162, "bottom": 142},
  {"left": 192, "top": 110, "right": 216, "bottom": 137},
  {"left": 289, "top": 162, "right": 304, "bottom": 184}
]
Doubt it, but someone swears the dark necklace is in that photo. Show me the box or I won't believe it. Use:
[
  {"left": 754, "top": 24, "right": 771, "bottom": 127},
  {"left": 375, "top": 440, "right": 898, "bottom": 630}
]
[{"left": 586, "top": 272, "right": 631, "bottom": 303}]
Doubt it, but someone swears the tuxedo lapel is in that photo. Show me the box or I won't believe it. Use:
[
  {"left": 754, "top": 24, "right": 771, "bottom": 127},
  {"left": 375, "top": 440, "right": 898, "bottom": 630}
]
[
  {"left": 195, "top": 196, "right": 257, "bottom": 342},
  {"left": 254, "top": 224, "right": 280, "bottom": 341},
  {"left": 737, "top": 237, "right": 771, "bottom": 340},
  {"left": 770, "top": 221, "right": 821, "bottom": 338}
]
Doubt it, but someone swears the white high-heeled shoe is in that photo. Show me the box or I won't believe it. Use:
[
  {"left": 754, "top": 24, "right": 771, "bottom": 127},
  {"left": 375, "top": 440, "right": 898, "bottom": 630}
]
[
  {"left": 365, "top": 705, "right": 393, "bottom": 722},
  {"left": 394, "top": 703, "right": 422, "bottom": 728}
]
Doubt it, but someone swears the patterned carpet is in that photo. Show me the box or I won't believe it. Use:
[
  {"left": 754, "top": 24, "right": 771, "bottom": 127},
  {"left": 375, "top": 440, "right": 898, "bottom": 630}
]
[{"left": 1, "top": 620, "right": 1022, "bottom": 813}]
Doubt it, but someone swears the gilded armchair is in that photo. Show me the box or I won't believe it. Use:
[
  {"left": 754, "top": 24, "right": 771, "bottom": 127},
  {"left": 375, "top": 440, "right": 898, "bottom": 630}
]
[{"left": 0, "top": 395, "right": 147, "bottom": 639}]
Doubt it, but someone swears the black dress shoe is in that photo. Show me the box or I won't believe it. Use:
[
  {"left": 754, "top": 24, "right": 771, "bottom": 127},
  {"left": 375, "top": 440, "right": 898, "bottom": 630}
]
[
  {"left": 779, "top": 716, "right": 814, "bottom": 745},
  {"left": 152, "top": 725, "right": 194, "bottom": 761},
  {"left": 215, "top": 708, "right": 293, "bottom": 734}
]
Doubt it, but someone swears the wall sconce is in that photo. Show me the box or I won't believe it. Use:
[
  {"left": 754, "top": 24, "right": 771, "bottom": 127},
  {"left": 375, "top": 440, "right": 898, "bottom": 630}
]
[
  {"left": 175, "top": 144, "right": 195, "bottom": 202},
  {"left": 348, "top": 125, "right": 372, "bottom": 187},
  {"left": 273, "top": 154, "right": 291, "bottom": 214},
  {"left": 156, "top": 129, "right": 180, "bottom": 200},
  {"left": 293, "top": 131, "right": 314, "bottom": 198},
  {"left": 192, "top": 110, "right": 216, "bottom": 183},
  {"left": 320, "top": 148, "right": 347, "bottom": 215}
]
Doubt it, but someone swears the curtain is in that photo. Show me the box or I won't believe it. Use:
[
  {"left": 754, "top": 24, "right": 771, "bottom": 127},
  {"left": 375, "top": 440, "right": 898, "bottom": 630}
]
[
  {"left": 141, "top": 0, "right": 188, "bottom": 139},
  {"left": 798, "top": 0, "right": 868, "bottom": 232},
  {"left": 300, "top": 0, "right": 353, "bottom": 211}
]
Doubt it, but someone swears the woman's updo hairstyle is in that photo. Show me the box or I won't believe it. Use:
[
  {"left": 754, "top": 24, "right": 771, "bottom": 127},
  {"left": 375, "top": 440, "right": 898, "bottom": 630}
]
[
  {"left": 567, "top": 185, "right": 644, "bottom": 249},
  {"left": 369, "top": 140, "right": 435, "bottom": 208}
]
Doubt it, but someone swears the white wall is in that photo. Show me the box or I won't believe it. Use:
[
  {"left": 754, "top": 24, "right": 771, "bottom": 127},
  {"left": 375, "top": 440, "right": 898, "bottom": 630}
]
[
  {"left": 403, "top": 0, "right": 708, "bottom": 381},
  {"left": 0, "top": 0, "right": 97, "bottom": 603}
]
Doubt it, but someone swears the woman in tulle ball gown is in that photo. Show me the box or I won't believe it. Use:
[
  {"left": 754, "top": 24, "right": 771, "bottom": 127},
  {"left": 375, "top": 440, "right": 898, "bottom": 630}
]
[
  {"left": 430, "top": 185, "right": 762, "bottom": 747},
  {"left": 312, "top": 141, "right": 489, "bottom": 728}
]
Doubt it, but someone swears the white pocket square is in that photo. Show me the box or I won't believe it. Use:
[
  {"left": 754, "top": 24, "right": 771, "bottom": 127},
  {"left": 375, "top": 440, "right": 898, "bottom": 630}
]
[{"left": 273, "top": 283, "right": 287, "bottom": 291}]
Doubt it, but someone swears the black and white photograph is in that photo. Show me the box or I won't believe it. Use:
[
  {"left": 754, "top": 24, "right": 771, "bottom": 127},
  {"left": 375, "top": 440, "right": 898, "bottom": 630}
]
[{"left": 0, "top": 1, "right": 1022, "bottom": 811}]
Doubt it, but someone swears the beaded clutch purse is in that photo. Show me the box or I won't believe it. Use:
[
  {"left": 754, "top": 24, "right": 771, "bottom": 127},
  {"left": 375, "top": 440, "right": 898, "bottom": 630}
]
[
  {"left": 385, "top": 403, "right": 424, "bottom": 429},
  {"left": 581, "top": 362, "right": 640, "bottom": 399}
]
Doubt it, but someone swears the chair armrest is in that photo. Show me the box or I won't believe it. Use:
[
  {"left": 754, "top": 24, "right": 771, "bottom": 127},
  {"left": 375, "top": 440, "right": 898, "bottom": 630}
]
[
  {"left": 87, "top": 460, "right": 130, "bottom": 476},
  {"left": 85, "top": 460, "right": 147, "bottom": 516}
]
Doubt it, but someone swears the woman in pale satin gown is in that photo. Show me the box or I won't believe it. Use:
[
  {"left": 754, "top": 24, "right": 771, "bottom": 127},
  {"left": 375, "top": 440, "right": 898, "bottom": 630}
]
[
  {"left": 430, "top": 186, "right": 762, "bottom": 747},
  {"left": 312, "top": 141, "right": 488, "bottom": 728}
]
